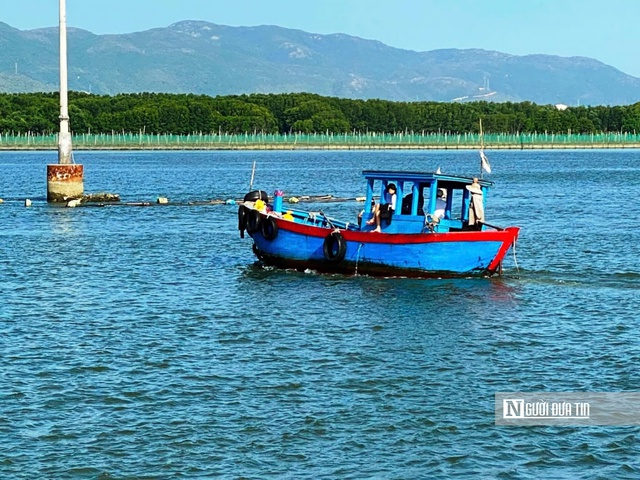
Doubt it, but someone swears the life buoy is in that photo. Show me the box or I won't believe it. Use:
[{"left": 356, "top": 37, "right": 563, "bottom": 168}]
[
  {"left": 246, "top": 209, "right": 262, "bottom": 234},
  {"left": 261, "top": 216, "right": 279, "bottom": 241},
  {"left": 238, "top": 205, "right": 249, "bottom": 238},
  {"left": 244, "top": 190, "right": 269, "bottom": 203},
  {"left": 323, "top": 231, "right": 347, "bottom": 262}
]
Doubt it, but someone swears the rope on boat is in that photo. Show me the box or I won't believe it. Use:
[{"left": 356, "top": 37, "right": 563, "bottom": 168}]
[
  {"left": 318, "top": 209, "right": 336, "bottom": 229},
  {"left": 354, "top": 243, "right": 364, "bottom": 276},
  {"left": 512, "top": 238, "right": 520, "bottom": 273}
]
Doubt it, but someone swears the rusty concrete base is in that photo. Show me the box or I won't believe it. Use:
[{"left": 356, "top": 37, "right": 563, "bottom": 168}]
[{"left": 47, "top": 164, "right": 84, "bottom": 203}]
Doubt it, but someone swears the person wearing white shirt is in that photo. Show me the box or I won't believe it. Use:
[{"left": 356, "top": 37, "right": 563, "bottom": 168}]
[
  {"left": 367, "top": 183, "right": 397, "bottom": 233},
  {"left": 433, "top": 189, "right": 447, "bottom": 220}
]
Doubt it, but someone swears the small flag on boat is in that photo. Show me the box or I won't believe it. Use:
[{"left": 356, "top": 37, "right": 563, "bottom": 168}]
[{"left": 480, "top": 150, "right": 491, "bottom": 173}]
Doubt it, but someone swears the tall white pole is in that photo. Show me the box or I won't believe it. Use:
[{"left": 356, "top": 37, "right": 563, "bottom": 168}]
[
  {"left": 58, "top": 0, "right": 72, "bottom": 164},
  {"left": 48, "top": 0, "right": 83, "bottom": 202}
]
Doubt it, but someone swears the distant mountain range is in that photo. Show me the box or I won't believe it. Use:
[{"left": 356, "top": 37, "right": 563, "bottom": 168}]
[{"left": 2, "top": 20, "right": 640, "bottom": 106}]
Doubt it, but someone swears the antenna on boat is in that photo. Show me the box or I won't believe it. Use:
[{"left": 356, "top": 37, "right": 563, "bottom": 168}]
[
  {"left": 249, "top": 160, "right": 256, "bottom": 191},
  {"left": 479, "top": 118, "right": 484, "bottom": 179}
]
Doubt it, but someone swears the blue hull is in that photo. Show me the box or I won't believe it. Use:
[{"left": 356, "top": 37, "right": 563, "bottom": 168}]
[{"left": 249, "top": 216, "right": 519, "bottom": 278}]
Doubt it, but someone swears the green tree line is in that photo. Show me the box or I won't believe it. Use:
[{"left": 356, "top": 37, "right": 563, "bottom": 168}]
[{"left": 2, "top": 91, "right": 640, "bottom": 135}]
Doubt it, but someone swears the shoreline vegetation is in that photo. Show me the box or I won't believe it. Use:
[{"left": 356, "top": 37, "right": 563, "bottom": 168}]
[
  {"left": 2, "top": 132, "right": 640, "bottom": 151},
  {"left": 3, "top": 91, "right": 640, "bottom": 150}
]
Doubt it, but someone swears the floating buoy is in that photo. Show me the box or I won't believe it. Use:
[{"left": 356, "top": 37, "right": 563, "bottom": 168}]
[
  {"left": 225, "top": 199, "right": 236, "bottom": 205},
  {"left": 288, "top": 197, "right": 299, "bottom": 203},
  {"left": 24, "top": 199, "right": 32, "bottom": 207},
  {"left": 0, "top": 199, "right": 4, "bottom": 204},
  {"left": 157, "top": 197, "right": 169, "bottom": 204},
  {"left": 66, "top": 199, "right": 81, "bottom": 208}
]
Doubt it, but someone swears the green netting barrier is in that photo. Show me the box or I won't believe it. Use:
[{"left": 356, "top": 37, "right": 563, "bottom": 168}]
[{"left": 2, "top": 132, "right": 640, "bottom": 149}]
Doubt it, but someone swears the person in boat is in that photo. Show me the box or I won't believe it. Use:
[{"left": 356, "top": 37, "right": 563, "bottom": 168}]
[
  {"left": 367, "top": 183, "right": 397, "bottom": 233},
  {"left": 433, "top": 189, "right": 447, "bottom": 220},
  {"left": 358, "top": 199, "right": 376, "bottom": 227},
  {"left": 466, "top": 178, "right": 484, "bottom": 229},
  {"left": 401, "top": 191, "right": 425, "bottom": 215}
]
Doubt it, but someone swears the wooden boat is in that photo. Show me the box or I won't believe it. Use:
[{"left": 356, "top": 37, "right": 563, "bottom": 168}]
[{"left": 238, "top": 170, "right": 519, "bottom": 278}]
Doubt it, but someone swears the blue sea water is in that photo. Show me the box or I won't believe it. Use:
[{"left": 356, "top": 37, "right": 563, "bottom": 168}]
[{"left": 1, "top": 149, "right": 639, "bottom": 479}]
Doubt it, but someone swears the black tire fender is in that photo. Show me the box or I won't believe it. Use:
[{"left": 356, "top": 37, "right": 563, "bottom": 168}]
[
  {"left": 261, "top": 216, "right": 279, "bottom": 241},
  {"left": 323, "top": 231, "right": 347, "bottom": 263},
  {"left": 238, "top": 205, "right": 249, "bottom": 238},
  {"left": 246, "top": 209, "right": 262, "bottom": 234},
  {"left": 244, "top": 190, "right": 269, "bottom": 203}
]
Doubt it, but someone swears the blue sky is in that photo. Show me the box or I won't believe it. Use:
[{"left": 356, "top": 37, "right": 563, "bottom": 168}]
[{"left": 4, "top": 0, "right": 640, "bottom": 76}]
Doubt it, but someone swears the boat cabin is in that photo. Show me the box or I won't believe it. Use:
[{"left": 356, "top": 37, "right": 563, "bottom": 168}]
[{"left": 362, "top": 170, "right": 492, "bottom": 234}]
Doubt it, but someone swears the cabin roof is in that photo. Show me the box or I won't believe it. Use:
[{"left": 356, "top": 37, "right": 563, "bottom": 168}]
[{"left": 362, "top": 170, "right": 494, "bottom": 189}]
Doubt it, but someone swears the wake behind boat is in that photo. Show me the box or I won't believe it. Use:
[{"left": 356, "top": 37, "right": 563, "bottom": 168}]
[{"left": 238, "top": 170, "right": 519, "bottom": 278}]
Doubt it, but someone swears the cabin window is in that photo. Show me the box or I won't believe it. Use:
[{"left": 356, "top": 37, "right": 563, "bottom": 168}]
[
  {"left": 400, "top": 182, "right": 425, "bottom": 215},
  {"left": 446, "top": 188, "right": 465, "bottom": 220},
  {"left": 425, "top": 186, "right": 455, "bottom": 220}
]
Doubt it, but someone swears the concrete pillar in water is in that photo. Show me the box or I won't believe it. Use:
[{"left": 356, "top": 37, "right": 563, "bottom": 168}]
[
  {"left": 47, "top": 164, "right": 84, "bottom": 202},
  {"left": 48, "top": 0, "right": 83, "bottom": 203}
]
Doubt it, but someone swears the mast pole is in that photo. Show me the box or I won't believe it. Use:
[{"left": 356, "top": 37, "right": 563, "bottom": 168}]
[{"left": 249, "top": 160, "right": 256, "bottom": 191}]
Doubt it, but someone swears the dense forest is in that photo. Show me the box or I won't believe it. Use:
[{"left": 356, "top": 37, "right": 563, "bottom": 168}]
[{"left": 2, "top": 91, "right": 640, "bottom": 135}]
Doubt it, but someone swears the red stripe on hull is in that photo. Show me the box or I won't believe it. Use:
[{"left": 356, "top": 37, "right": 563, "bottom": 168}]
[{"left": 266, "top": 213, "right": 519, "bottom": 246}]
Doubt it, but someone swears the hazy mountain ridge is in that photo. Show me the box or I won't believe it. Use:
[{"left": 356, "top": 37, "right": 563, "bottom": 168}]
[{"left": 1, "top": 20, "right": 640, "bottom": 105}]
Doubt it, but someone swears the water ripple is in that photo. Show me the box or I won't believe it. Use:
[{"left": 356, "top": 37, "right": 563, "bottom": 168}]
[{"left": 1, "top": 150, "right": 640, "bottom": 478}]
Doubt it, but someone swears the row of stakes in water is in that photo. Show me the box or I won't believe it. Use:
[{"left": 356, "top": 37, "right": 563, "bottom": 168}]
[
  {"left": 6, "top": 194, "right": 336, "bottom": 208},
  {"left": 2, "top": 197, "right": 180, "bottom": 207}
]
